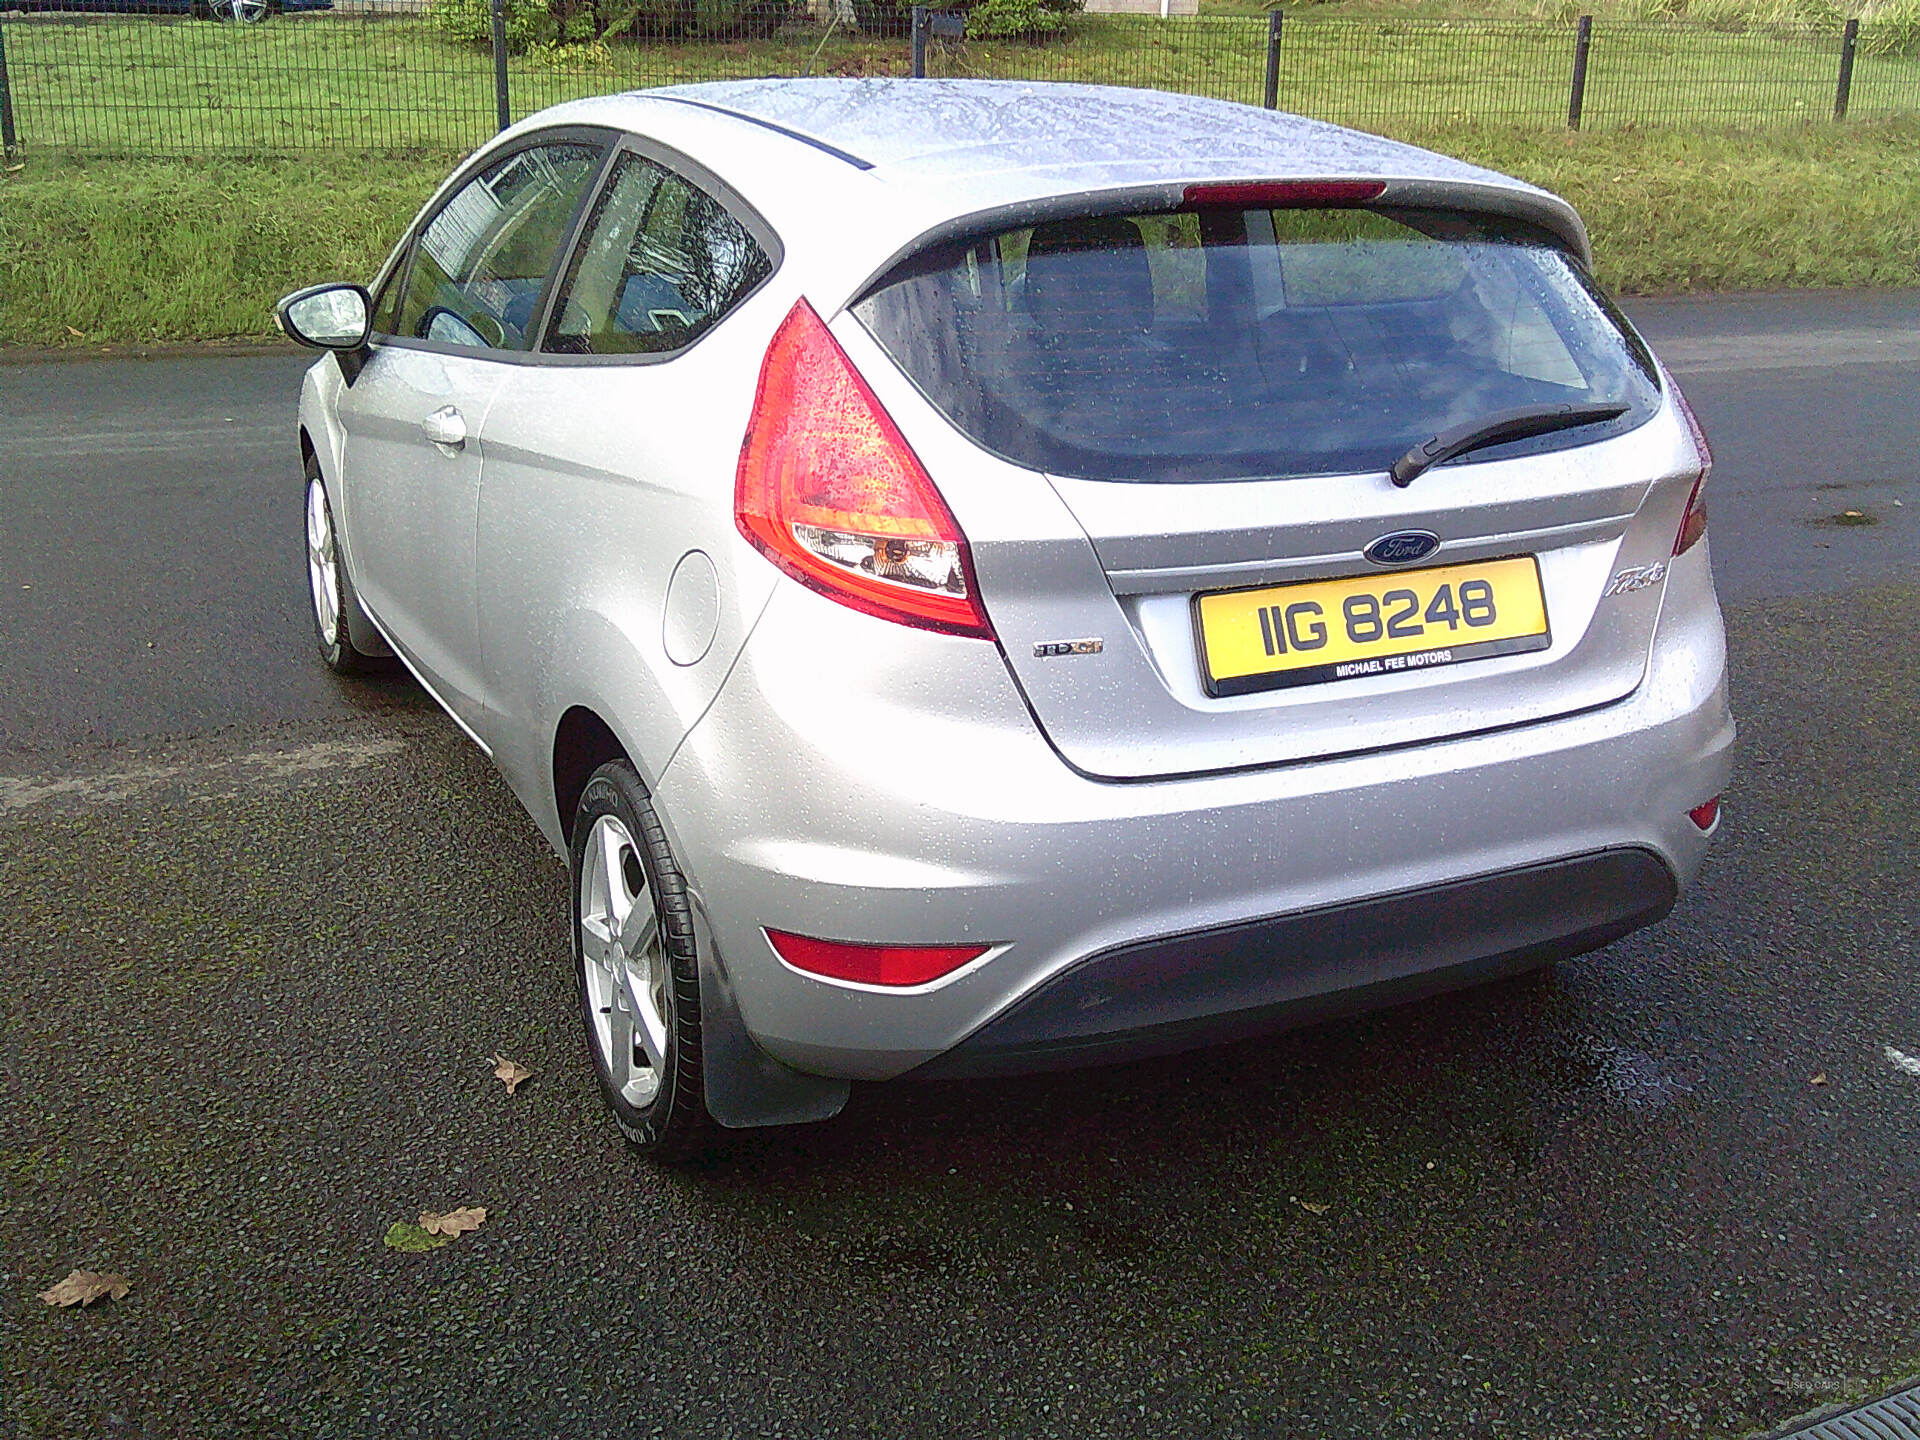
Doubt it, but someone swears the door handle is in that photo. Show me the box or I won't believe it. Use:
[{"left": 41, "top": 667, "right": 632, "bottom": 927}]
[{"left": 421, "top": 405, "right": 467, "bottom": 450}]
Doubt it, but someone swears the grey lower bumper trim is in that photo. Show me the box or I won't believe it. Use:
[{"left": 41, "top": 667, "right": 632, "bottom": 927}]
[
  {"left": 913, "top": 847, "right": 1677, "bottom": 1080},
  {"left": 1762, "top": 1383, "right": 1920, "bottom": 1439}
]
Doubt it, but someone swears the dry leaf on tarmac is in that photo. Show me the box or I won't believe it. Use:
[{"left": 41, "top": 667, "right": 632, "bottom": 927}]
[
  {"left": 419, "top": 1207, "right": 487, "bottom": 1238},
  {"left": 38, "top": 1270, "right": 131, "bottom": 1307},
  {"left": 1291, "top": 1198, "right": 1331, "bottom": 1216},
  {"left": 490, "top": 1054, "right": 534, "bottom": 1094},
  {"left": 1811, "top": 1072, "right": 1829, "bottom": 1086}
]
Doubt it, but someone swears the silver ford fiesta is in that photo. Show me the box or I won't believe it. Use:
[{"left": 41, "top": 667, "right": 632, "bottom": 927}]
[{"left": 279, "top": 79, "right": 1733, "bottom": 1158}]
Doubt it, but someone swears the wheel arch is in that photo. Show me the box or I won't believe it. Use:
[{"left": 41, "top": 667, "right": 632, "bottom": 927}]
[
  {"left": 552, "top": 705, "right": 632, "bottom": 847},
  {"left": 548, "top": 701, "right": 848, "bottom": 1132}
]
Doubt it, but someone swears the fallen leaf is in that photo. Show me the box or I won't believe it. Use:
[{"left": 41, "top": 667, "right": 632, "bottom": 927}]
[
  {"left": 383, "top": 1222, "right": 448, "bottom": 1253},
  {"left": 1290, "top": 1197, "right": 1330, "bottom": 1216},
  {"left": 1810, "top": 1072, "right": 1828, "bottom": 1086},
  {"left": 64, "top": 326, "right": 85, "bottom": 339},
  {"left": 38, "top": 1269, "right": 131, "bottom": 1307},
  {"left": 490, "top": 1054, "right": 533, "bottom": 1094},
  {"left": 418, "top": 1206, "right": 487, "bottom": 1239}
]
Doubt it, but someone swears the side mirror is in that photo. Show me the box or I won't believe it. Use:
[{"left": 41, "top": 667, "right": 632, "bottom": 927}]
[{"left": 276, "top": 283, "right": 372, "bottom": 351}]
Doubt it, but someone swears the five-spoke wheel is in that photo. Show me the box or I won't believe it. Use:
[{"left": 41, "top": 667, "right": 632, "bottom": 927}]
[
  {"left": 570, "top": 758, "right": 711, "bottom": 1157},
  {"left": 578, "top": 811, "right": 672, "bottom": 1110},
  {"left": 304, "top": 455, "right": 388, "bottom": 676}
]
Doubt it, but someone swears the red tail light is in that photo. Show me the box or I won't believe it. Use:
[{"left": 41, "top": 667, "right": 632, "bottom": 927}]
[
  {"left": 1670, "top": 379, "right": 1712, "bottom": 556},
  {"left": 735, "top": 299, "right": 993, "bottom": 639},
  {"left": 767, "top": 930, "right": 991, "bottom": 987},
  {"left": 1689, "top": 796, "right": 1721, "bottom": 830}
]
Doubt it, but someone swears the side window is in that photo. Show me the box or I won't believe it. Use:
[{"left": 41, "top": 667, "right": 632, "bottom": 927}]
[
  {"left": 543, "top": 152, "right": 773, "bottom": 357},
  {"left": 395, "top": 141, "right": 604, "bottom": 352}
]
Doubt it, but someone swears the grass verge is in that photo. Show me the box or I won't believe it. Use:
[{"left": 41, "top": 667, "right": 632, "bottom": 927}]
[
  {"left": 6, "top": 12, "right": 1920, "bottom": 154},
  {"left": 2, "top": 120, "right": 1918, "bottom": 349}
]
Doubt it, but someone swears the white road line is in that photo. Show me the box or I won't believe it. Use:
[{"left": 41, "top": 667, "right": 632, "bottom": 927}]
[{"left": 0, "top": 737, "right": 408, "bottom": 812}]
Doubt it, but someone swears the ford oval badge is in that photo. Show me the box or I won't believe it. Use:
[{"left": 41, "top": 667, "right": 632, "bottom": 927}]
[{"left": 1364, "top": 530, "right": 1441, "bottom": 566}]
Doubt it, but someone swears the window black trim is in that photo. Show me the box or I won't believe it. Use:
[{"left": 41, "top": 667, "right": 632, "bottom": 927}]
[
  {"left": 367, "top": 124, "right": 621, "bottom": 363},
  {"left": 366, "top": 126, "right": 784, "bottom": 370},
  {"left": 528, "top": 130, "right": 785, "bottom": 367}
]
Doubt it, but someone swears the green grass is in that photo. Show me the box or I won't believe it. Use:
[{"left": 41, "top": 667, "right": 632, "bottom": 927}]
[
  {"left": 0, "top": 153, "right": 448, "bottom": 347},
  {"left": 3, "top": 9, "right": 1918, "bottom": 155},
  {"left": 3, "top": 119, "right": 1915, "bottom": 349}
]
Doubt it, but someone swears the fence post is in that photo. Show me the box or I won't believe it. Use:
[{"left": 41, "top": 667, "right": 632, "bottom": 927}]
[
  {"left": 911, "top": 5, "right": 928, "bottom": 77},
  {"left": 1834, "top": 17, "right": 1859, "bottom": 121},
  {"left": 1567, "top": 14, "right": 1592, "bottom": 130},
  {"left": 1262, "top": 10, "right": 1282, "bottom": 110},
  {"left": 490, "top": 0, "right": 511, "bottom": 133},
  {"left": 0, "top": 21, "right": 19, "bottom": 162}
]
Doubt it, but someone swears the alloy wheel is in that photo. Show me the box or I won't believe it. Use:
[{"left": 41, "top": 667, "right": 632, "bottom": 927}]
[
  {"left": 305, "top": 477, "right": 341, "bottom": 648},
  {"left": 578, "top": 813, "right": 671, "bottom": 1108}
]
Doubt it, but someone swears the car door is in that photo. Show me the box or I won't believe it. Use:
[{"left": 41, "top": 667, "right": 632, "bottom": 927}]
[
  {"left": 333, "top": 134, "right": 608, "bottom": 725},
  {"left": 472, "top": 141, "right": 781, "bottom": 805}
]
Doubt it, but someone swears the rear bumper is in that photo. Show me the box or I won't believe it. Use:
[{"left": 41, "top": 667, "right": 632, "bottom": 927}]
[
  {"left": 912, "top": 847, "right": 1674, "bottom": 1078},
  {"left": 657, "top": 542, "right": 1731, "bottom": 1084}
]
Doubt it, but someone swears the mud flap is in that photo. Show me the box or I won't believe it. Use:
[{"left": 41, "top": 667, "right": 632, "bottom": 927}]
[
  {"left": 343, "top": 601, "right": 394, "bottom": 659},
  {"left": 693, "top": 901, "right": 849, "bottom": 1129}
]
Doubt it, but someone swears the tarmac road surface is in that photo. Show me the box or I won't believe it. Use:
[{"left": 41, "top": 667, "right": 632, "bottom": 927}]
[{"left": 1, "top": 290, "right": 1917, "bottom": 1439}]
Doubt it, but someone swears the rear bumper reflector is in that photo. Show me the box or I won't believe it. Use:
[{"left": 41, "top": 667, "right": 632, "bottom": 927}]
[{"left": 767, "top": 930, "right": 990, "bottom": 988}]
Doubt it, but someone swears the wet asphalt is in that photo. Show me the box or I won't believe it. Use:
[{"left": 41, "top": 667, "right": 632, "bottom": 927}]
[{"left": 2, "top": 292, "right": 1919, "bottom": 1439}]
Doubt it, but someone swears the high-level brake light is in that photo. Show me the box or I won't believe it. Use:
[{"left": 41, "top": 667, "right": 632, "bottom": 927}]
[
  {"left": 735, "top": 299, "right": 993, "bottom": 639},
  {"left": 1181, "top": 180, "right": 1387, "bottom": 209}
]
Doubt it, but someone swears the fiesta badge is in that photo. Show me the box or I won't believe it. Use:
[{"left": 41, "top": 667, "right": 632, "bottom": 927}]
[{"left": 1363, "top": 530, "right": 1442, "bottom": 566}]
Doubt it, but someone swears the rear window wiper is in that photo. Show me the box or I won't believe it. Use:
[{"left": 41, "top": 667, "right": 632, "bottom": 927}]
[{"left": 1390, "top": 402, "right": 1630, "bottom": 487}]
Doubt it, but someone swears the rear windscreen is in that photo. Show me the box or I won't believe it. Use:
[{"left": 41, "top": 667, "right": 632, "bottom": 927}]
[{"left": 854, "top": 206, "right": 1662, "bottom": 483}]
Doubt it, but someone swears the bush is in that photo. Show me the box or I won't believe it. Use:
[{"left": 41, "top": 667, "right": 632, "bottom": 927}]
[
  {"left": 851, "top": 0, "right": 1076, "bottom": 38},
  {"left": 428, "top": 0, "right": 592, "bottom": 51},
  {"left": 967, "top": 0, "right": 1070, "bottom": 36},
  {"left": 429, "top": 0, "right": 796, "bottom": 51}
]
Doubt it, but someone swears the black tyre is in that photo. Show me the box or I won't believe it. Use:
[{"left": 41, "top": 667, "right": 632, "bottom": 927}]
[
  {"left": 570, "top": 758, "right": 713, "bottom": 1160},
  {"left": 303, "top": 455, "right": 389, "bottom": 678}
]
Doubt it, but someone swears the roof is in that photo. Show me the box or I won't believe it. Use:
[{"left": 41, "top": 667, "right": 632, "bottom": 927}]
[
  {"left": 527, "top": 80, "right": 1589, "bottom": 274},
  {"left": 649, "top": 79, "right": 1518, "bottom": 188}
]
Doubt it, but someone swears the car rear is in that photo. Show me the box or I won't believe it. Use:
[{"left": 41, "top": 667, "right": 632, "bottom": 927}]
[{"left": 647, "top": 98, "right": 1732, "bottom": 1084}]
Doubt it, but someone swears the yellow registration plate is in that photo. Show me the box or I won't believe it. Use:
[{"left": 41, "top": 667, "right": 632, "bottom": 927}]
[{"left": 1195, "top": 555, "right": 1552, "bottom": 696}]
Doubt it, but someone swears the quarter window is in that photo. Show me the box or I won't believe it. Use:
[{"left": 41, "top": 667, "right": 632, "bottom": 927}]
[
  {"left": 394, "top": 141, "right": 604, "bottom": 352},
  {"left": 543, "top": 152, "right": 772, "bottom": 356}
]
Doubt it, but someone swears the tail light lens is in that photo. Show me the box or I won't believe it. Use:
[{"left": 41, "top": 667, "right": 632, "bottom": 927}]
[
  {"left": 1670, "top": 379, "right": 1712, "bottom": 556},
  {"left": 735, "top": 299, "right": 993, "bottom": 639},
  {"left": 1689, "top": 796, "right": 1721, "bottom": 830},
  {"left": 767, "top": 930, "right": 991, "bottom": 987}
]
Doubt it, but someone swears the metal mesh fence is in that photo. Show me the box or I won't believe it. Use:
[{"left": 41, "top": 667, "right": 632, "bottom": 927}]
[{"left": 1, "top": 5, "right": 1917, "bottom": 157}]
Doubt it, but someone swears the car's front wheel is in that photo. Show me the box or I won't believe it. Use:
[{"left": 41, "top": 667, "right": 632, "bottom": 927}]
[
  {"left": 304, "top": 457, "right": 387, "bottom": 677},
  {"left": 571, "top": 759, "right": 713, "bottom": 1160}
]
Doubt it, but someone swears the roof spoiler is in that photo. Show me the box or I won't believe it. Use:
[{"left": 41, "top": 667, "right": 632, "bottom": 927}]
[{"left": 849, "top": 175, "right": 1593, "bottom": 306}]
